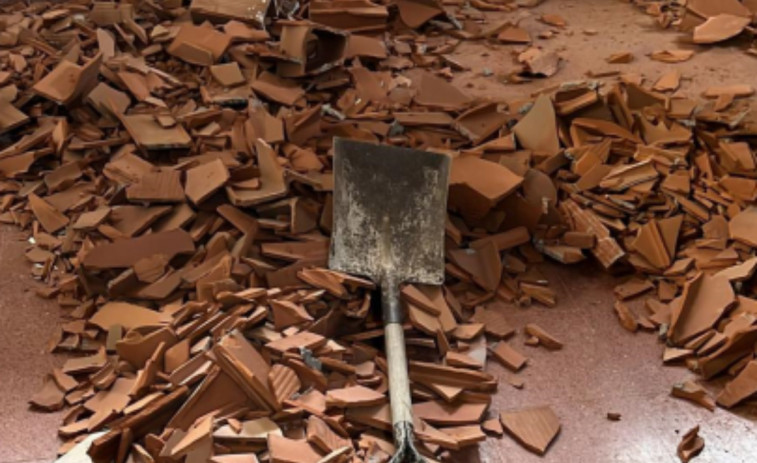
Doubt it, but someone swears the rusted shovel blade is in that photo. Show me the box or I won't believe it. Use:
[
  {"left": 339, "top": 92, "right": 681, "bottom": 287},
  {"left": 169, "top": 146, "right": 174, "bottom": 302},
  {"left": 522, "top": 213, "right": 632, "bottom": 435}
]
[{"left": 329, "top": 138, "right": 451, "bottom": 285}]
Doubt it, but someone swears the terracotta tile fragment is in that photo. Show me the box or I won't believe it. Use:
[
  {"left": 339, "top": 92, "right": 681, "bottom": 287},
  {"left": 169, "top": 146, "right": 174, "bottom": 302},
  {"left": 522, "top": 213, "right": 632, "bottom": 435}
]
[
  {"left": 606, "top": 51, "right": 634, "bottom": 63},
  {"left": 167, "top": 23, "right": 231, "bottom": 66},
  {"left": 614, "top": 301, "right": 638, "bottom": 332},
  {"left": 523, "top": 324, "right": 563, "bottom": 350},
  {"left": 491, "top": 342, "right": 528, "bottom": 371},
  {"left": 28, "top": 193, "right": 69, "bottom": 233},
  {"left": 413, "top": 401, "right": 488, "bottom": 426},
  {"left": 716, "top": 360, "right": 757, "bottom": 408},
  {"left": 121, "top": 114, "right": 192, "bottom": 150},
  {"left": 671, "top": 381, "right": 715, "bottom": 411},
  {"left": 306, "top": 415, "right": 351, "bottom": 453},
  {"left": 693, "top": 14, "right": 750, "bottom": 43},
  {"left": 185, "top": 159, "right": 230, "bottom": 205},
  {"left": 677, "top": 426, "right": 704, "bottom": 463},
  {"left": 210, "top": 62, "right": 246, "bottom": 87},
  {"left": 33, "top": 53, "right": 102, "bottom": 105},
  {"left": 498, "top": 26, "right": 531, "bottom": 44},
  {"left": 482, "top": 418, "right": 503, "bottom": 436},
  {"left": 500, "top": 406, "right": 560, "bottom": 456},
  {"left": 190, "top": 0, "right": 270, "bottom": 28},
  {"left": 29, "top": 375, "right": 66, "bottom": 411},
  {"left": 472, "top": 305, "right": 514, "bottom": 339},
  {"left": 83, "top": 229, "right": 195, "bottom": 269},
  {"left": 650, "top": 49, "right": 695, "bottom": 63},
  {"left": 668, "top": 273, "right": 736, "bottom": 345},
  {"left": 326, "top": 385, "right": 385, "bottom": 408},
  {"left": 268, "top": 434, "right": 322, "bottom": 463}
]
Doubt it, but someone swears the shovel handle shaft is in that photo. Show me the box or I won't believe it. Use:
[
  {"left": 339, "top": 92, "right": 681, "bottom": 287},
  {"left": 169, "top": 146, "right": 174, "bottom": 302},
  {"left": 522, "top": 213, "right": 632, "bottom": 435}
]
[
  {"left": 385, "top": 322, "right": 414, "bottom": 424},
  {"left": 382, "top": 283, "right": 424, "bottom": 463}
]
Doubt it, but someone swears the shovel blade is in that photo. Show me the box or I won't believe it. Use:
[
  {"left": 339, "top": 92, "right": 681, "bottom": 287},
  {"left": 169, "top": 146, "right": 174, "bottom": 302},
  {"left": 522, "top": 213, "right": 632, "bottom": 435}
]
[{"left": 329, "top": 138, "right": 451, "bottom": 285}]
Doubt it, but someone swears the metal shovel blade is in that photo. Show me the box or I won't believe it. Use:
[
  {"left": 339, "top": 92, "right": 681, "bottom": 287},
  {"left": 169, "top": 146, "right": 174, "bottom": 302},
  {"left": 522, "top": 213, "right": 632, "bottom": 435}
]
[
  {"left": 329, "top": 137, "right": 451, "bottom": 285},
  {"left": 329, "top": 138, "right": 450, "bottom": 463}
]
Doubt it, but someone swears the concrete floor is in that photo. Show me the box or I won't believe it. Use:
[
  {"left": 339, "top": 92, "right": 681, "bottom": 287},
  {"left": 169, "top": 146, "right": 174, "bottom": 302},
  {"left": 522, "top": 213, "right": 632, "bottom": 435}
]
[{"left": 3, "top": 1, "right": 757, "bottom": 462}]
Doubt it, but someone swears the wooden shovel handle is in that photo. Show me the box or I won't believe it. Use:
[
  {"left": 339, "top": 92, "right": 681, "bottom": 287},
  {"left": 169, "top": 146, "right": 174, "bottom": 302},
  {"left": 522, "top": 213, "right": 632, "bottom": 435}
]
[{"left": 383, "top": 283, "right": 424, "bottom": 463}]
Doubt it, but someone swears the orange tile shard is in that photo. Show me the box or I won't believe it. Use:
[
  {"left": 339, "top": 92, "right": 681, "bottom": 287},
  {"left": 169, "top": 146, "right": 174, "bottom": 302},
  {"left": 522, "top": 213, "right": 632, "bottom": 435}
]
[{"left": 500, "top": 406, "right": 560, "bottom": 455}]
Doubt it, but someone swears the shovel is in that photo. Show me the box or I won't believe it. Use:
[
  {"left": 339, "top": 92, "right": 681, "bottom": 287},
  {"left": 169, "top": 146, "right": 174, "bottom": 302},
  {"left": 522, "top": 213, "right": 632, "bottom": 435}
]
[{"left": 329, "top": 138, "right": 451, "bottom": 462}]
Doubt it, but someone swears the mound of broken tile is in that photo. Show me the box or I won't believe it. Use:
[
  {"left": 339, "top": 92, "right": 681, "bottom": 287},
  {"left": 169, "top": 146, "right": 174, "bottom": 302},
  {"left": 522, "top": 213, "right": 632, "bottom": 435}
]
[
  {"left": 2, "top": 0, "right": 757, "bottom": 461},
  {"left": 631, "top": 0, "right": 757, "bottom": 54}
]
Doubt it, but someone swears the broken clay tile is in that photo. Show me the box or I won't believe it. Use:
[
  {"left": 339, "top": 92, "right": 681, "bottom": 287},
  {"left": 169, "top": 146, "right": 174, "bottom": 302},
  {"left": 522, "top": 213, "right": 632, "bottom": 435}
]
[
  {"left": 185, "top": 158, "right": 230, "bottom": 205},
  {"left": 210, "top": 62, "right": 246, "bottom": 87},
  {"left": 523, "top": 324, "right": 563, "bottom": 350},
  {"left": 121, "top": 114, "right": 192, "bottom": 150},
  {"left": 125, "top": 169, "right": 184, "bottom": 203},
  {"left": 449, "top": 155, "right": 524, "bottom": 220},
  {"left": 606, "top": 51, "right": 634, "bottom": 63},
  {"left": 89, "top": 301, "right": 170, "bottom": 331},
  {"left": 306, "top": 415, "right": 351, "bottom": 453},
  {"left": 395, "top": 0, "right": 445, "bottom": 29},
  {"left": 227, "top": 139, "right": 288, "bottom": 206},
  {"left": 447, "top": 241, "right": 502, "bottom": 292},
  {"left": 687, "top": 0, "right": 752, "bottom": 17},
  {"left": 482, "top": 418, "right": 503, "bottom": 436},
  {"left": 729, "top": 206, "right": 757, "bottom": 247},
  {"left": 83, "top": 229, "right": 195, "bottom": 269},
  {"left": 671, "top": 380, "right": 716, "bottom": 411},
  {"left": 471, "top": 305, "right": 514, "bottom": 339},
  {"left": 326, "top": 385, "right": 385, "bottom": 408},
  {"left": 441, "top": 425, "right": 486, "bottom": 448},
  {"left": 33, "top": 53, "right": 102, "bottom": 105},
  {"left": 663, "top": 347, "right": 693, "bottom": 364},
  {"left": 650, "top": 49, "right": 695, "bottom": 63},
  {"left": 498, "top": 26, "right": 531, "bottom": 44},
  {"left": 452, "top": 323, "right": 485, "bottom": 341},
  {"left": 346, "top": 34, "right": 388, "bottom": 59},
  {"left": 278, "top": 22, "right": 347, "bottom": 77},
  {"left": 513, "top": 94, "right": 560, "bottom": 156},
  {"left": 491, "top": 342, "right": 528, "bottom": 371},
  {"left": 668, "top": 273, "right": 736, "bottom": 345},
  {"left": 703, "top": 84, "right": 754, "bottom": 98},
  {"left": 677, "top": 426, "right": 704, "bottom": 463},
  {"left": 190, "top": 0, "right": 271, "bottom": 28},
  {"left": 613, "top": 302, "right": 637, "bottom": 332},
  {"left": 167, "top": 23, "right": 232, "bottom": 66},
  {"left": 29, "top": 375, "right": 66, "bottom": 411},
  {"left": 309, "top": 0, "right": 389, "bottom": 33},
  {"left": 28, "top": 193, "right": 69, "bottom": 233},
  {"left": 613, "top": 278, "right": 654, "bottom": 300},
  {"left": 454, "top": 102, "right": 509, "bottom": 145},
  {"left": 653, "top": 70, "right": 681, "bottom": 92},
  {"left": 214, "top": 417, "right": 281, "bottom": 443},
  {"left": 716, "top": 360, "right": 757, "bottom": 408},
  {"left": 410, "top": 70, "right": 472, "bottom": 111},
  {"left": 0, "top": 98, "right": 29, "bottom": 134},
  {"left": 518, "top": 48, "right": 561, "bottom": 77},
  {"left": 251, "top": 72, "right": 305, "bottom": 106},
  {"left": 268, "top": 434, "right": 322, "bottom": 463},
  {"left": 413, "top": 401, "right": 488, "bottom": 426},
  {"left": 693, "top": 14, "right": 750, "bottom": 44},
  {"left": 500, "top": 406, "right": 560, "bottom": 456}
]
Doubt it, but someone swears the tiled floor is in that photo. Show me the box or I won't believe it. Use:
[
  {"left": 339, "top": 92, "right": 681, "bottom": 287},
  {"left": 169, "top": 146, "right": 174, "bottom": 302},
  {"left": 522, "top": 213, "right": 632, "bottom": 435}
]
[{"left": 1, "top": 227, "right": 755, "bottom": 462}]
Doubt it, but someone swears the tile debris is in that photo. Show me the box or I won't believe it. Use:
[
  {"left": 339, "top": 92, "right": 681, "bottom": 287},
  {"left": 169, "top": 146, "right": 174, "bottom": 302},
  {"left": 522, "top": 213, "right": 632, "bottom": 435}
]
[{"left": 2, "top": 0, "right": 757, "bottom": 461}]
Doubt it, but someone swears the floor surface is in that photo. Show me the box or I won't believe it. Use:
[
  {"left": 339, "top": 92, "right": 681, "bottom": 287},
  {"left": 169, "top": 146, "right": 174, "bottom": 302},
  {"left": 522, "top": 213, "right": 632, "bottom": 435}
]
[{"left": 2, "top": 1, "right": 757, "bottom": 462}]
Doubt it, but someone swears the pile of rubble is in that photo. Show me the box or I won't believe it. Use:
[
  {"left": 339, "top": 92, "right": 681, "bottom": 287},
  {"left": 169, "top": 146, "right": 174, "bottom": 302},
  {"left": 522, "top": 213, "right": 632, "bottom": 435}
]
[
  {"left": 631, "top": 0, "right": 757, "bottom": 53},
  {"left": 1, "top": 0, "right": 756, "bottom": 461}
]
